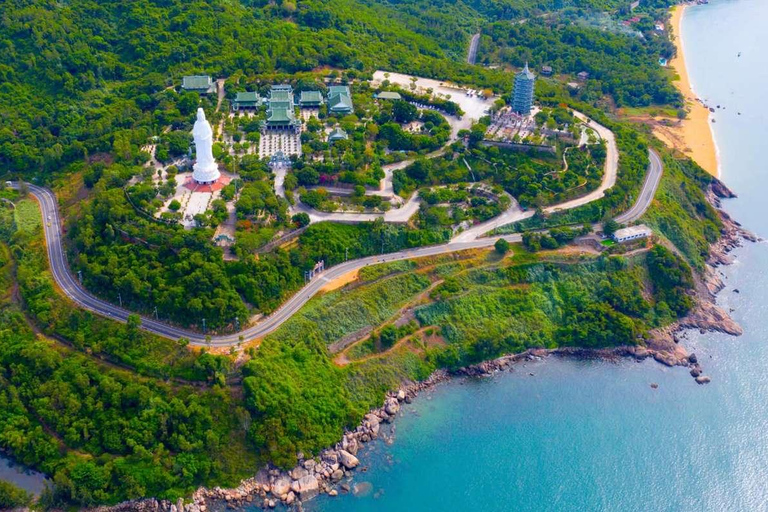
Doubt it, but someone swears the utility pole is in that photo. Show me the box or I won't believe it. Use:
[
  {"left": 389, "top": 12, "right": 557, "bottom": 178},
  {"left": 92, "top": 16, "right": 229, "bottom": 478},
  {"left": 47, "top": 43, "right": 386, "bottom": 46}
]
[
  {"left": 235, "top": 317, "right": 240, "bottom": 331},
  {"left": 202, "top": 318, "right": 206, "bottom": 333},
  {"left": 77, "top": 270, "right": 83, "bottom": 284},
  {"left": 345, "top": 247, "right": 349, "bottom": 262},
  {"left": 154, "top": 306, "right": 159, "bottom": 320},
  {"left": 118, "top": 293, "right": 122, "bottom": 308}
]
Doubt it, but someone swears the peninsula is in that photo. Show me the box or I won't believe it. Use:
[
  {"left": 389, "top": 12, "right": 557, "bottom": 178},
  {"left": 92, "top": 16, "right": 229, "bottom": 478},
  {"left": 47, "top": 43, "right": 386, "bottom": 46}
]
[{"left": 0, "top": 0, "right": 751, "bottom": 510}]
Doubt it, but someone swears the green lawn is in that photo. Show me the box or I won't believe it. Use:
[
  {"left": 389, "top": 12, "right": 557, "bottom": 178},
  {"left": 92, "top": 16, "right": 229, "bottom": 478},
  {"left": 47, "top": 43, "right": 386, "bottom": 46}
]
[{"left": 13, "top": 199, "right": 41, "bottom": 233}]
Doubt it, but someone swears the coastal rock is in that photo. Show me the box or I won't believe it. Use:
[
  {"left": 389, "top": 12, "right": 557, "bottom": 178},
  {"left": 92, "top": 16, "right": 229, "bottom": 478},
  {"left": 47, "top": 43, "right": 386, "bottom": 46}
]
[
  {"left": 322, "top": 451, "right": 338, "bottom": 465},
  {"left": 338, "top": 450, "right": 360, "bottom": 469},
  {"left": 682, "top": 300, "right": 743, "bottom": 336},
  {"left": 653, "top": 351, "right": 679, "bottom": 367},
  {"left": 304, "top": 459, "right": 316, "bottom": 471},
  {"left": 634, "top": 347, "right": 650, "bottom": 360},
  {"left": 384, "top": 398, "right": 400, "bottom": 416},
  {"left": 688, "top": 353, "right": 698, "bottom": 364},
  {"left": 285, "top": 492, "right": 295, "bottom": 505},
  {"left": 331, "top": 469, "right": 344, "bottom": 481},
  {"left": 290, "top": 467, "right": 308, "bottom": 481},
  {"left": 272, "top": 476, "right": 291, "bottom": 496},
  {"left": 364, "top": 413, "right": 380, "bottom": 427},
  {"left": 344, "top": 437, "right": 359, "bottom": 455},
  {"left": 695, "top": 375, "right": 712, "bottom": 385},
  {"left": 690, "top": 366, "right": 702, "bottom": 378},
  {"left": 291, "top": 475, "right": 319, "bottom": 499},
  {"left": 397, "top": 390, "right": 406, "bottom": 401}
]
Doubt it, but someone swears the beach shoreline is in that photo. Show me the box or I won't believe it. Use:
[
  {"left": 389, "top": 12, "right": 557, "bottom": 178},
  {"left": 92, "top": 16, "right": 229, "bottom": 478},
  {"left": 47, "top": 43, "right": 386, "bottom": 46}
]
[{"left": 653, "top": 4, "right": 720, "bottom": 177}]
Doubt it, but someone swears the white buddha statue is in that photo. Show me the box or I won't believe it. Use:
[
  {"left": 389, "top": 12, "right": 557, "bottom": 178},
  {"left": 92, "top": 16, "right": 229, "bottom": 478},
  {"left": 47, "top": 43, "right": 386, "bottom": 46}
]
[{"left": 192, "top": 108, "right": 220, "bottom": 184}]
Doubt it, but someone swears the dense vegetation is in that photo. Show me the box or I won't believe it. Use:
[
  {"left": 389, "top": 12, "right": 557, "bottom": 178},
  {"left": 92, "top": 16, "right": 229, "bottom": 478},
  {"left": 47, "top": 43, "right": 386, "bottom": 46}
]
[
  {"left": 480, "top": 17, "right": 680, "bottom": 107},
  {"left": 396, "top": 139, "right": 605, "bottom": 209},
  {"left": 242, "top": 244, "right": 695, "bottom": 466},
  {"left": 0, "top": 0, "right": 723, "bottom": 508},
  {"left": 69, "top": 174, "right": 449, "bottom": 329},
  {"left": 0, "top": 215, "right": 254, "bottom": 506}
]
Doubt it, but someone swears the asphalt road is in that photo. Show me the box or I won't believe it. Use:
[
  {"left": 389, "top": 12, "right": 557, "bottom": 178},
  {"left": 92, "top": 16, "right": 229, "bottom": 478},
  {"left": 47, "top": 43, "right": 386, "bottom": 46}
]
[
  {"left": 11, "top": 147, "right": 662, "bottom": 347},
  {"left": 615, "top": 149, "right": 663, "bottom": 224},
  {"left": 467, "top": 33, "right": 481, "bottom": 65}
]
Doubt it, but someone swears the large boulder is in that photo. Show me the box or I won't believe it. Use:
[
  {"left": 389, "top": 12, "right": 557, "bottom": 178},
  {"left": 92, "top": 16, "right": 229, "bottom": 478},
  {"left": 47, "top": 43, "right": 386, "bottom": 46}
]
[
  {"left": 344, "top": 437, "right": 359, "bottom": 455},
  {"left": 322, "top": 451, "right": 338, "bottom": 465},
  {"left": 272, "top": 476, "right": 291, "bottom": 496},
  {"left": 291, "top": 475, "right": 319, "bottom": 499},
  {"left": 364, "top": 414, "right": 380, "bottom": 427},
  {"left": 338, "top": 450, "right": 360, "bottom": 469},
  {"left": 384, "top": 397, "right": 400, "bottom": 416},
  {"left": 290, "top": 467, "right": 308, "bottom": 480}
]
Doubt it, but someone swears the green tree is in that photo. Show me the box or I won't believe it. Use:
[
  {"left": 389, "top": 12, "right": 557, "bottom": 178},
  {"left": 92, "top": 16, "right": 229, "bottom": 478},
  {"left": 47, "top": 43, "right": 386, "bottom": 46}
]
[{"left": 494, "top": 238, "right": 510, "bottom": 254}]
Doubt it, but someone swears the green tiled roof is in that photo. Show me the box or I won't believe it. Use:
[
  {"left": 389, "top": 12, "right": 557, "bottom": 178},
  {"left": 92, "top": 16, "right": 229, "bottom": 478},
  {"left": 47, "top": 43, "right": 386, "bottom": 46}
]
[
  {"left": 328, "top": 85, "right": 350, "bottom": 96},
  {"left": 234, "top": 91, "right": 260, "bottom": 104},
  {"left": 376, "top": 91, "right": 402, "bottom": 100},
  {"left": 268, "top": 107, "right": 293, "bottom": 123},
  {"left": 182, "top": 75, "right": 213, "bottom": 90},
  {"left": 328, "top": 127, "right": 348, "bottom": 142},
  {"left": 328, "top": 85, "right": 353, "bottom": 113},
  {"left": 299, "top": 90, "right": 324, "bottom": 105},
  {"left": 270, "top": 90, "right": 293, "bottom": 103}
]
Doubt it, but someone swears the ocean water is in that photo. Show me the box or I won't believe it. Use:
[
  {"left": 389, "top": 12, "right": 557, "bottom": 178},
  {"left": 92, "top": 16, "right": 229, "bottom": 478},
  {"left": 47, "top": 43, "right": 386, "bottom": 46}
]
[{"left": 301, "top": 1, "right": 768, "bottom": 510}]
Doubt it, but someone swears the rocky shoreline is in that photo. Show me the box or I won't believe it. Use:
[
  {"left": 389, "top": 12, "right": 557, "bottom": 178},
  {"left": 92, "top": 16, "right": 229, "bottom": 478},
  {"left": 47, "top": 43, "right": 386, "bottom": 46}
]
[{"left": 88, "top": 181, "right": 756, "bottom": 512}]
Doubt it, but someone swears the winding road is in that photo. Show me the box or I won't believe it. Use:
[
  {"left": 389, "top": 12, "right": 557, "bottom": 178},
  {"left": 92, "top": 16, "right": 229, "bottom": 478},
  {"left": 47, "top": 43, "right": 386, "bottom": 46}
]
[{"left": 11, "top": 130, "right": 662, "bottom": 346}]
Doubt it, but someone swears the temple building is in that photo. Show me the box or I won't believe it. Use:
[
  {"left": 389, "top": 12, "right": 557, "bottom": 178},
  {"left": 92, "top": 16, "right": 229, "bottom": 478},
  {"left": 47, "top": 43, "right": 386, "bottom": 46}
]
[
  {"left": 232, "top": 91, "right": 261, "bottom": 111},
  {"left": 264, "top": 85, "right": 301, "bottom": 133},
  {"left": 375, "top": 91, "right": 402, "bottom": 101},
  {"left": 327, "top": 85, "right": 353, "bottom": 115},
  {"left": 299, "top": 90, "right": 324, "bottom": 108},
  {"left": 328, "top": 127, "right": 349, "bottom": 144},
  {"left": 182, "top": 75, "right": 216, "bottom": 94},
  {"left": 512, "top": 63, "right": 535, "bottom": 115}
]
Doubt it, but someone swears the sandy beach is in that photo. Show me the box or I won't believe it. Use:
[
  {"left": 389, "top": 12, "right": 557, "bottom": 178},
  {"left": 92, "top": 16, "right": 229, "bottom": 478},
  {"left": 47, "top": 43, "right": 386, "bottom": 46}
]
[{"left": 653, "top": 5, "right": 719, "bottom": 176}]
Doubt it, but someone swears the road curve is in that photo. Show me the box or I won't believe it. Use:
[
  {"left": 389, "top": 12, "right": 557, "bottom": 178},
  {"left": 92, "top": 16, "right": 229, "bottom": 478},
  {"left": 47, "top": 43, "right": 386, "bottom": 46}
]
[
  {"left": 11, "top": 146, "right": 661, "bottom": 347},
  {"left": 13, "top": 182, "right": 521, "bottom": 346},
  {"left": 615, "top": 149, "right": 663, "bottom": 225}
]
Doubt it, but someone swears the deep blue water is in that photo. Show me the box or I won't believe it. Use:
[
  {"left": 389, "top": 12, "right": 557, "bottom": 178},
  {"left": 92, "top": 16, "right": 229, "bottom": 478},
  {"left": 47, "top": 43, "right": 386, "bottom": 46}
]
[{"left": 302, "top": 1, "right": 768, "bottom": 510}]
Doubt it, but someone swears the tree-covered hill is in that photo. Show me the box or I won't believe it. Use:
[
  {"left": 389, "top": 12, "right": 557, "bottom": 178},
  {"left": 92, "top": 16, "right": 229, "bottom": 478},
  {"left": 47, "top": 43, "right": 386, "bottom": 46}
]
[{"left": 1, "top": 0, "right": 675, "bottom": 177}]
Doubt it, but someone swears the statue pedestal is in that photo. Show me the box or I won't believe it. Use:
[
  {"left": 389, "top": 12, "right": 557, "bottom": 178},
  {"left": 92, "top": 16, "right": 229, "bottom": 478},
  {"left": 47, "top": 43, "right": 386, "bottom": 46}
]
[{"left": 193, "top": 161, "right": 220, "bottom": 184}]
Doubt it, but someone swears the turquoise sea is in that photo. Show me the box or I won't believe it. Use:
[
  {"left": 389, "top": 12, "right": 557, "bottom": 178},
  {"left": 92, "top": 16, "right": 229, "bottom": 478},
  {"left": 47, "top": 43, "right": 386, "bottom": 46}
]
[{"left": 301, "top": 1, "right": 768, "bottom": 510}]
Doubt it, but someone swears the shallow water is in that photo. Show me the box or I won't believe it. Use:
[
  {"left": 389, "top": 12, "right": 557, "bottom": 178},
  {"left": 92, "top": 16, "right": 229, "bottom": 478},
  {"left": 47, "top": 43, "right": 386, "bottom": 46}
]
[
  {"left": 300, "top": 1, "right": 768, "bottom": 510},
  {"left": 0, "top": 454, "right": 48, "bottom": 496}
]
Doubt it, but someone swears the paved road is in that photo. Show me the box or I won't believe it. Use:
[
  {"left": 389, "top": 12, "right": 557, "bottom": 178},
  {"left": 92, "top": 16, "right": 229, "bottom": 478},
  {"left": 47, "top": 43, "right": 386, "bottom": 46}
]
[
  {"left": 467, "top": 33, "right": 481, "bottom": 65},
  {"left": 452, "top": 114, "right": 620, "bottom": 243},
  {"left": 615, "top": 149, "right": 663, "bottom": 224},
  {"left": 14, "top": 182, "right": 521, "bottom": 346},
  {"left": 11, "top": 144, "right": 662, "bottom": 348}
]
